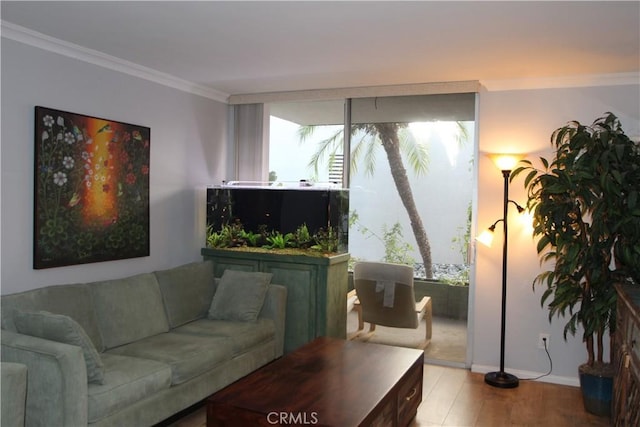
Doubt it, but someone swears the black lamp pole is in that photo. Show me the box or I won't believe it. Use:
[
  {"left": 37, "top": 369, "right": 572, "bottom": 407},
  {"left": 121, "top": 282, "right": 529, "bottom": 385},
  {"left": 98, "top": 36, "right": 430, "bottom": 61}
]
[{"left": 484, "top": 169, "right": 519, "bottom": 388}]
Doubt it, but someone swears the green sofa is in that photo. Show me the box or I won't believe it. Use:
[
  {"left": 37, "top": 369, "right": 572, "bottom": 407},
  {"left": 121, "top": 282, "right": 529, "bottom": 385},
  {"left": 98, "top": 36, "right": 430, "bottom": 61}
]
[{"left": 0, "top": 261, "right": 287, "bottom": 427}]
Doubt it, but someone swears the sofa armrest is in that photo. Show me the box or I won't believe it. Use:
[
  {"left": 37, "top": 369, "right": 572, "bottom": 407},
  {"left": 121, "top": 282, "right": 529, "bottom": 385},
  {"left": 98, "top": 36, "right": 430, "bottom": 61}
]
[
  {"left": 1, "top": 330, "right": 88, "bottom": 427},
  {"left": 1, "top": 362, "right": 27, "bottom": 427},
  {"left": 258, "top": 284, "right": 287, "bottom": 358}
]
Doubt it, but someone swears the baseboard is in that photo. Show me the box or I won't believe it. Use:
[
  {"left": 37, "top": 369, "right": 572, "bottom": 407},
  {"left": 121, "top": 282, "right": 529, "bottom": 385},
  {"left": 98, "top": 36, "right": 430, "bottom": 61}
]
[
  {"left": 471, "top": 364, "right": 579, "bottom": 387},
  {"left": 424, "top": 358, "right": 467, "bottom": 369}
]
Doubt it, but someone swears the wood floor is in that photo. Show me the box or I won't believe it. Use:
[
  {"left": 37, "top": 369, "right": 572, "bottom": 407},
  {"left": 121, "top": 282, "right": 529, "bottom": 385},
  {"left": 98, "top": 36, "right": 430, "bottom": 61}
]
[
  {"left": 164, "top": 364, "right": 609, "bottom": 427},
  {"left": 414, "top": 365, "right": 609, "bottom": 426}
]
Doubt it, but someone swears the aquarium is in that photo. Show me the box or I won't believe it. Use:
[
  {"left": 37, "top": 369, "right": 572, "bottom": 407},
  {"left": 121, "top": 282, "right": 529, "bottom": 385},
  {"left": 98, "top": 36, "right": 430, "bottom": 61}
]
[{"left": 206, "top": 182, "right": 349, "bottom": 252}]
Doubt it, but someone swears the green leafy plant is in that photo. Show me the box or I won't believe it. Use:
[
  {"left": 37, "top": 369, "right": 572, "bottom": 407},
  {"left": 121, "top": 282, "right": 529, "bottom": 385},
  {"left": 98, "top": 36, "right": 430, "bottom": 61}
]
[
  {"left": 350, "top": 210, "right": 416, "bottom": 267},
  {"left": 451, "top": 202, "right": 472, "bottom": 265},
  {"left": 512, "top": 113, "right": 640, "bottom": 374},
  {"left": 291, "top": 223, "right": 313, "bottom": 249},
  {"left": 439, "top": 266, "right": 470, "bottom": 287},
  {"left": 381, "top": 223, "right": 416, "bottom": 266},
  {"left": 224, "top": 221, "right": 246, "bottom": 247},
  {"left": 311, "top": 227, "right": 340, "bottom": 253},
  {"left": 264, "top": 231, "right": 293, "bottom": 249},
  {"left": 239, "top": 229, "right": 261, "bottom": 247},
  {"left": 206, "top": 221, "right": 245, "bottom": 248},
  {"left": 206, "top": 225, "right": 229, "bottom": 248}
]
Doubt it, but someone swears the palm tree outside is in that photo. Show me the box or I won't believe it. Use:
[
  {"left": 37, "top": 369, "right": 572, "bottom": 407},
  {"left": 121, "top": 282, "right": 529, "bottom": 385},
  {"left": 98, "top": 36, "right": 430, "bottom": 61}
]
[
  {"left": 299, "top": 120, "right": 471, "bottom": 280},
  {"left": 267, "top": 96, "right": 474, "bottom": 285},
  {"left": 300, "top": 122, "right": 438, "bottom": 278}
]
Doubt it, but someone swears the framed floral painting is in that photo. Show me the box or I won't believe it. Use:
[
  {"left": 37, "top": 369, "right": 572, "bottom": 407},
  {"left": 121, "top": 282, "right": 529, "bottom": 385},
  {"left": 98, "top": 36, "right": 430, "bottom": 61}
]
[{"left": 34, "top": 106, "right": 150, "bottom": 269}]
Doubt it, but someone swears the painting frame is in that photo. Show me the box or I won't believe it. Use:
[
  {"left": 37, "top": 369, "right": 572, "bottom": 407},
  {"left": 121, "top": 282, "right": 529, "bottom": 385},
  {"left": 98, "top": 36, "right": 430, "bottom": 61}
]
[{"left": 34, "top": 106, "right": 150, "bottom": 269}]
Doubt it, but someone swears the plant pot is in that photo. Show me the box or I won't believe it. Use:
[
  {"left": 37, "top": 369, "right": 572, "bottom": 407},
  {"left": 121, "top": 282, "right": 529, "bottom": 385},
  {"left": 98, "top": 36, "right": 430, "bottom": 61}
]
[{"left": 578, "top": 363, "right": 614, "bottom": 417}]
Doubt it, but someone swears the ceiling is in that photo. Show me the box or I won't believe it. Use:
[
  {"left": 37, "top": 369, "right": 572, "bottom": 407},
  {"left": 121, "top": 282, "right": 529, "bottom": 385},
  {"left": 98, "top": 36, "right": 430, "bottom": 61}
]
[{"left": 2, "top": 1, "right": 639, "bottom": 100}]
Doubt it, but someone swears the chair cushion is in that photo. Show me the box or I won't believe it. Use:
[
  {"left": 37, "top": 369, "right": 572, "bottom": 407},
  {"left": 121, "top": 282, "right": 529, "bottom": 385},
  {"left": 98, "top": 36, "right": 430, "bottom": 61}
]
[
  {"left": 172, "top": 318, "right": 275, "bottom": 357},
  {"left": 208, "top": 270, "right": 272, "bottom": 322},
  {"left": 87, "top": 353, "right": 171, "bottom": 423},
  {"left": 13, "top": 310, "right": 105, "bottom": 384},
  {"left": 155, "top": 261, "right": 217, "bottom": 328},
  {"left": 105, "top": 332, "right": 231, "bottom": 385}
]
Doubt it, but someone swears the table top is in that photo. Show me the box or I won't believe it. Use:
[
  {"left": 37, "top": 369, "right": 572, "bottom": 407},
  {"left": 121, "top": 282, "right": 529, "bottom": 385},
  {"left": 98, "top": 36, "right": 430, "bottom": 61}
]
[{"left": 208, "top": 337, "right": 424, "bottom": 426}]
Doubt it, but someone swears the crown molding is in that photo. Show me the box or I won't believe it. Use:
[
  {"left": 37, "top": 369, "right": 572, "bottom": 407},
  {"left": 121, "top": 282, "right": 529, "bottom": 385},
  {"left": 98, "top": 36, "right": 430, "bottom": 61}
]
[
  {"left": 229, "top": 80, "right": 481, "bottom": 105},
  {"left": 481, "top": 72, "right": 639, "bottom": 92},
  {"left": 1, "top": 21, "right": 229, "bottom": 103}
]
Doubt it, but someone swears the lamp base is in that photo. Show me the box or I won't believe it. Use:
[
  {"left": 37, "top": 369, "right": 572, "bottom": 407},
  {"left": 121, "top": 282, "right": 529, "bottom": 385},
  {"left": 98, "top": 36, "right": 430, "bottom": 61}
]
[{"left": 484, "top": 371, "right": 519, "bottom": 388}]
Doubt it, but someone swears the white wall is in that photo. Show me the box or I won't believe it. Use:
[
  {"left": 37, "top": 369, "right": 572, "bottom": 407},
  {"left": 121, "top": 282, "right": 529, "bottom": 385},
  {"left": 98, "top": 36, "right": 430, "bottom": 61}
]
[
  {"left": 473, "top": 83, "right": 640, "bottom": 384},
  {"left": 1, "top": 38, "right": 228, "bottom": 294}
]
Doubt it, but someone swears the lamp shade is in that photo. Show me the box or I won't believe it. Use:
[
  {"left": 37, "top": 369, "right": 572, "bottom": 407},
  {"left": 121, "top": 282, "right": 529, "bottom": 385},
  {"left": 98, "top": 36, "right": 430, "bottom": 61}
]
[
  {"left": 488, "top": 153, "right": 524, "bottom": 171},
  {"left": 476, "top": 229, "right": 495, "bottom": 247}
]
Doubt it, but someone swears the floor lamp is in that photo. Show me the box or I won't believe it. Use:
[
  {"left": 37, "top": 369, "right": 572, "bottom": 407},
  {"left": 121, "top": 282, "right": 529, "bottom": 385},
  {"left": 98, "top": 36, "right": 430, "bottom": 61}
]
[{"left": 477, "top": 154, "right": 524, "bottom": 389}]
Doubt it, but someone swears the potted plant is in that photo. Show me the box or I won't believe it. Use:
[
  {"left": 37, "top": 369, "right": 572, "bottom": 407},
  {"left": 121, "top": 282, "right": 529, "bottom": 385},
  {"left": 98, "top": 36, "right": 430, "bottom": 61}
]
[{"left": 512, "top": 113, "right": 640, "bottom": 416}]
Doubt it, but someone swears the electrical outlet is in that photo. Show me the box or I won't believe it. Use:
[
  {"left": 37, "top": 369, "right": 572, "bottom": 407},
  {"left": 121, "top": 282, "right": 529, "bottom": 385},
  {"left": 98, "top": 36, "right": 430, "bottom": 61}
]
[{"left": 538, "top": 333, "right": 550, "bottom": 350}]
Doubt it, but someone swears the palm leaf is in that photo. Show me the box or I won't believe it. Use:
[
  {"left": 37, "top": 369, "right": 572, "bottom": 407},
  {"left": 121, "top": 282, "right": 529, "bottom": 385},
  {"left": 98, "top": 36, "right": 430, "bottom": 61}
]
[{"left": 399, "top": 130, "right": 429, "bottom": 176}]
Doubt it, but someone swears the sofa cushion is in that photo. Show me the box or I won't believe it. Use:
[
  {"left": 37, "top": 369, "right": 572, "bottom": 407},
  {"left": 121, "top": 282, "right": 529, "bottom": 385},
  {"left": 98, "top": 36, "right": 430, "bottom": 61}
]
[
  {"left": 105, "top": 332, "right": 231, "bottom": 385},
  {"left": 89, "top": 273, "right": 169, "bottom": 350},
  {"left": 1, "top": 283, "right": 105, "bottom": 352},
  {"left": 155, "top": 261, "right": 217, "bottom": 328},
  {"left": 208, "top": 270, "right": 272, "bottom": 322},
  {"left": 172, "top": 318, "right": 276, "bottom": 357},
  {"left": 13, "top": 310, "right": 105, "bottom": 384},
  {"left": 87, "top": 353, "right": 172, "bottom": 423}
]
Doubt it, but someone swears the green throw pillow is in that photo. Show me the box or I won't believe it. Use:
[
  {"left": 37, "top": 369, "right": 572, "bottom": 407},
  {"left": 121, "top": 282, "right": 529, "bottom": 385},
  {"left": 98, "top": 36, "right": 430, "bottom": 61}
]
[
  {"left": 14, "top": 310, "right": 105, "bottom": 384},
  {"left": 208, "top": 270, "right": 272, "bottom": 322}
]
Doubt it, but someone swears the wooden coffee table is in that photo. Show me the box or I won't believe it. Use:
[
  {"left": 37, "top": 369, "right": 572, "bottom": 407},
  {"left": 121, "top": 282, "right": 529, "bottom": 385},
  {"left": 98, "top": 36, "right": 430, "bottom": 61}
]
[{"left": 207, "top": 337, "right": 424, "bottom": 426}]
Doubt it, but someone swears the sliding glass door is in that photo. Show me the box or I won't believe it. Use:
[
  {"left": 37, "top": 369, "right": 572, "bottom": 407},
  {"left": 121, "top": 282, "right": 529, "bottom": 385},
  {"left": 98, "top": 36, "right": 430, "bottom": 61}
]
[{"left": 264, "top": 92, "right": 476, "bottom": 366}]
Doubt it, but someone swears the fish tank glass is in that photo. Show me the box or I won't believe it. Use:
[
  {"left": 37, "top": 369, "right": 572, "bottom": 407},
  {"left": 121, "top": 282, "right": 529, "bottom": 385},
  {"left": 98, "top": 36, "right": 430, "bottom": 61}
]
[{"left": 206, "top": 182, "right": 349, "bottom": 253}]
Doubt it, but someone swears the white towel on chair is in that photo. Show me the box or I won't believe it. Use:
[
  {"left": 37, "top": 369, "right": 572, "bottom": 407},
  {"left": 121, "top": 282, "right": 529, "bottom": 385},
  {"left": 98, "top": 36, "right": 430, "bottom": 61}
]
[{"left": 376, "top": 280, "right": 396, "bottom": 307}]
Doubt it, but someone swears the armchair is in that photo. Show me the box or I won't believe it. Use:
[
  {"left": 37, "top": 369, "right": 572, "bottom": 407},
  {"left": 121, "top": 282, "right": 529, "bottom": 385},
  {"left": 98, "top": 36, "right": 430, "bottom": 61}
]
[{"left": 352, "top": 262, "right": 432, "bottom": 349}]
